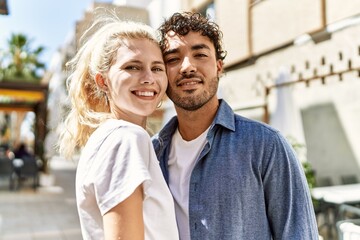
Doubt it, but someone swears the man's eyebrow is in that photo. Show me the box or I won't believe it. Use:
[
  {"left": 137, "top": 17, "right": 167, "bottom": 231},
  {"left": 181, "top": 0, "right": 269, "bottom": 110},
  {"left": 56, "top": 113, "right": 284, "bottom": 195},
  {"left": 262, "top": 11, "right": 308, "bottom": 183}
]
[
  {"left": 163, "top": 48, "right": 179, "bottom": 57},
  {"left": 191, "top": 44, "right": 211, "bottom": 51},
  {"left": 163, "top": 44, "right": 211, "bottom": 57}
]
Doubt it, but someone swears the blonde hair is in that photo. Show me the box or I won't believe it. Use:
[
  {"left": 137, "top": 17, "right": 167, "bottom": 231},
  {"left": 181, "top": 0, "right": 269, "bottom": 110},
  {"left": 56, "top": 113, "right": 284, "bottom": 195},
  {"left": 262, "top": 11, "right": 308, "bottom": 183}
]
[{"left": 58, "top": 12, "right": 159, "bottom": 159}]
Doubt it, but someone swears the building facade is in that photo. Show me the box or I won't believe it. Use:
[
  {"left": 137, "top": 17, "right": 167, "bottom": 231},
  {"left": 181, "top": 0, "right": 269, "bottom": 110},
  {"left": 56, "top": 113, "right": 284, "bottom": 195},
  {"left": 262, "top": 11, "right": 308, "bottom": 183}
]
[
  {"left": 179, "top": 0, "right": 360, "bottom": 185},
  {"left": 46, "top": 0, "right": 360, "bottom": 185}
]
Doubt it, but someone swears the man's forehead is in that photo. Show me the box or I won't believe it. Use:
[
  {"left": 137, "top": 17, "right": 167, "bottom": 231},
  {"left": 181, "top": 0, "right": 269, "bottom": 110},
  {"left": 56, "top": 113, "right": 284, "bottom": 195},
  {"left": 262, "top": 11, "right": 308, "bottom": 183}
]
[
  {"left": 164, "top": 31, "right": 211, "bottom": 49},
  {"left": 165, "top": 31, "right": 185, "bottom": 43}
]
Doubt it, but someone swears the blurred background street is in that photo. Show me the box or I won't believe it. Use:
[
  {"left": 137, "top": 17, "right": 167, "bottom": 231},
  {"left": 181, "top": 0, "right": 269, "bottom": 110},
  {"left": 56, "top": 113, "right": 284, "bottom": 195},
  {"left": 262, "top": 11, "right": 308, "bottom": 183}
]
[{"left": 0, "top": 157, "right": 81, "bottom": 240}]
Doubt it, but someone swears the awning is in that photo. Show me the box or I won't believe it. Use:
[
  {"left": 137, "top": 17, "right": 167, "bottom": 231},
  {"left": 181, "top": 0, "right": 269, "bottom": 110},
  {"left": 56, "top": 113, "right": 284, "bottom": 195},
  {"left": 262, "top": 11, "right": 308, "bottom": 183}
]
[
  {"left": 0, "top": 81, "right": 49, "bottom": 168},
  {"left": 0, "top": 81, "right": 47, "bottom": 112}
]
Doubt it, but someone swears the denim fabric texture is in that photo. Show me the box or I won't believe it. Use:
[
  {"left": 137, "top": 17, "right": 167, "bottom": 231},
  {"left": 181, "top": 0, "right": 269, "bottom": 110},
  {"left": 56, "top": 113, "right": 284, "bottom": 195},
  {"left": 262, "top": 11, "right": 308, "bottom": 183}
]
[{"left": 152, "top": 99, "right": 318, "bottom": 240}]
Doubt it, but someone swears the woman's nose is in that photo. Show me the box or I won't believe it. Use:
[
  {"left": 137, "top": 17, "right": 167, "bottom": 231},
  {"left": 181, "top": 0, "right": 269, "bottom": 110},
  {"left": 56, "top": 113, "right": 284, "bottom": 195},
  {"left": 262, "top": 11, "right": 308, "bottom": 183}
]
[{"left": 140, "top": 70, "right": 155, "bottom": 84}]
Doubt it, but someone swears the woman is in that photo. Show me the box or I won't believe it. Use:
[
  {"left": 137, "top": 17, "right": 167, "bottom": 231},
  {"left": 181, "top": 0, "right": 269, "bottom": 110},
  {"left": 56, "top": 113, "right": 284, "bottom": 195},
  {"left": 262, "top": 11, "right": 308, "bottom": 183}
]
[{"left": 59, "top": 14, "right": 179, "bottom": 240}]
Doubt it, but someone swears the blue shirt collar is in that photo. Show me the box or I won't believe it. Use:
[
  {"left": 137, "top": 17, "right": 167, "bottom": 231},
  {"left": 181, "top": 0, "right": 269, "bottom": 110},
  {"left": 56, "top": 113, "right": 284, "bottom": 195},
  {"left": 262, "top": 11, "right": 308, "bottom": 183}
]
[
  {"left": 211, "top": 99, "right": 235, "bottom": 132},
  {"left": 158, "top": 99, "right": 235, "bottom": 141}
]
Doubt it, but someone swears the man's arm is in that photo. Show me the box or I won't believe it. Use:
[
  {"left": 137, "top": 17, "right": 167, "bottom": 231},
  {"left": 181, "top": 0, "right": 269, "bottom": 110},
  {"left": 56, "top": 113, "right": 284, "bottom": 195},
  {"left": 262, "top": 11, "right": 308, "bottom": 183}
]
[{"left": 264, "top": 133, "right": 318, "bottom": 239}]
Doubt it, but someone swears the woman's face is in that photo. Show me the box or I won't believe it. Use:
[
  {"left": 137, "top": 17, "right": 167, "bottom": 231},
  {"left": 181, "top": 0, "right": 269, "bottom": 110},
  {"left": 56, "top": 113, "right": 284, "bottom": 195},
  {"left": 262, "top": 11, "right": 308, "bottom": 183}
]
[{"left": 104, "top": 38, "right": 167, "bottom": 123}]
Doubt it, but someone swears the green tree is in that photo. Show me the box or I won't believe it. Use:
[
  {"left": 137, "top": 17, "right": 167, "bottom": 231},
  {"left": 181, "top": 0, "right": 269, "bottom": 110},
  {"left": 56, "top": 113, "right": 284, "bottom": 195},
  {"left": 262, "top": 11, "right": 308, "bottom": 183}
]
[{"left": 0, "top": 33, "right": 46, "bottom": 83}]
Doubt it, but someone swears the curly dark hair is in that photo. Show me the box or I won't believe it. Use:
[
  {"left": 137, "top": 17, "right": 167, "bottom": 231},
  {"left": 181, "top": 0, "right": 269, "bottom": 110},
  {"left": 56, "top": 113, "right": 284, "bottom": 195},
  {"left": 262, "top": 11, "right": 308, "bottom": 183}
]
[{"left": 158, "top": 12, "right": 227, "bottom": 61}]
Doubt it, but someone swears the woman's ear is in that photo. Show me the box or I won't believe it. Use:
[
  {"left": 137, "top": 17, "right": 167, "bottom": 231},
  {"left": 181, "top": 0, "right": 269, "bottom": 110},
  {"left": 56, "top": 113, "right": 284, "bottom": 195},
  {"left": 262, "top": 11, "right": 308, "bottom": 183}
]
[{"left": 95, "top": 73, "right": 108, "bottom": 91}]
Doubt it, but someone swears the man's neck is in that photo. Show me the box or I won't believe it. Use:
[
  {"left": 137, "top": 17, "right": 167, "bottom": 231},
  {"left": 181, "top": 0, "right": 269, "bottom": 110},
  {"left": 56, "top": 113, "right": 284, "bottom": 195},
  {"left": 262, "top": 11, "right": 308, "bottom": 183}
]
[{"left": 176, "top": 98, "right": 219, "bottom": 141}]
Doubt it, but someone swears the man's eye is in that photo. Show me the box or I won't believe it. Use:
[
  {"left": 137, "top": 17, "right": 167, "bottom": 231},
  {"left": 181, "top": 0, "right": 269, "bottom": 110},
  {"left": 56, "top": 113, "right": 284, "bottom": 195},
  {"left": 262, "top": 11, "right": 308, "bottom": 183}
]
[
  {"left": 165, "top": 58, "right": 178, "bottom": 64},
  {"left": 196, "top": 53, "right": 207, "bottom": 58}
]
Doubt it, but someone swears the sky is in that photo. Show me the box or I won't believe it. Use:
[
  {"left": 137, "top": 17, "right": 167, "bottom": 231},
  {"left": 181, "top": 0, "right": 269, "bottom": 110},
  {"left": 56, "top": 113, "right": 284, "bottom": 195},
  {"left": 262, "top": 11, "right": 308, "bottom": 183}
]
[{"left": 0, "top": 0, "right": 112, "bottom": 68}]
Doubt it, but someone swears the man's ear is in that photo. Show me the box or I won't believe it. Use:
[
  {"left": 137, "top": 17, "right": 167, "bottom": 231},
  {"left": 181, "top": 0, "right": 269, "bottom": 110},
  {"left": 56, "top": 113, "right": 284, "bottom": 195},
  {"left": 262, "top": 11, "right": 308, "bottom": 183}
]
[
  {"left": 216, "top": 60, "right": 223, "bottom": 76},
  {"left": 95, "top": 73, "right": 108, "bottom": 91}
]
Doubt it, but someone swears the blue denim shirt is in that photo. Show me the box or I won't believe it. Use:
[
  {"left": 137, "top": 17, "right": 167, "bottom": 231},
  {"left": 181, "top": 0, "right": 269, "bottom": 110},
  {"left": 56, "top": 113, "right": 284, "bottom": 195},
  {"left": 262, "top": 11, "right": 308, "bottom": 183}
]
[{"left": 152, "top": 99, "right": 318, "bottom": 240}]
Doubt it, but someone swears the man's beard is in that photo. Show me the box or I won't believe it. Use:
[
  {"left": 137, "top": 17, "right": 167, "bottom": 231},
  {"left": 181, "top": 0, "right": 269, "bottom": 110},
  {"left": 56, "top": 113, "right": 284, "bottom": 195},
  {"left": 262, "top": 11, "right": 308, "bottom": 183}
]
[{"left": 166, "top": 75, "right": 219, "bottom": 111}]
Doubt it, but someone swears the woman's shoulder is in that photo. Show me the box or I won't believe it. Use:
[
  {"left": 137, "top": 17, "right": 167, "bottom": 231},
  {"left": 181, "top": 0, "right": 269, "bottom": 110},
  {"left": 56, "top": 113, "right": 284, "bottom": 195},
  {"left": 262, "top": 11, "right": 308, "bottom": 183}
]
[
  {"left": 98, "top": 119, "right": 150, "bottom": 141},
  {"left": 83, "top": 119, "right": 151, "bottom": 160}
]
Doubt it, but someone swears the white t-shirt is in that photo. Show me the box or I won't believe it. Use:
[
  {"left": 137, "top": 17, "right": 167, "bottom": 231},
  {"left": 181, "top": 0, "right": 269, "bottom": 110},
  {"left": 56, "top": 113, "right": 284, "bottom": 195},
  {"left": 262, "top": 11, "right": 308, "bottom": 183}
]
[
  {"left": 76, "top": 119, "right": 179, "bottom": 240},
  {"left": 168, "top": 127, "right": 209, "bottom": 240}
]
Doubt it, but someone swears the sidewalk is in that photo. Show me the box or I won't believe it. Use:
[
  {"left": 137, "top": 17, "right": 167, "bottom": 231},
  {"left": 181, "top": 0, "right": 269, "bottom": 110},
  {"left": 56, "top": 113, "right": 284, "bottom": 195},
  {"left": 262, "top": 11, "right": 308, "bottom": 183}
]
[{"left": 0, "top": 157, "right": 81, "bottom": 240}]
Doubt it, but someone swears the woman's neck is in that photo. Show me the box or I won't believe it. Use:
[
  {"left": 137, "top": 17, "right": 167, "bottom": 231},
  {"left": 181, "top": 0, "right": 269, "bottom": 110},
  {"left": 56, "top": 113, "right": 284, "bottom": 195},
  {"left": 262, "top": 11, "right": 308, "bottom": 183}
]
[{"left": 112, "top": 112, "right": 147, "bottom": 129}]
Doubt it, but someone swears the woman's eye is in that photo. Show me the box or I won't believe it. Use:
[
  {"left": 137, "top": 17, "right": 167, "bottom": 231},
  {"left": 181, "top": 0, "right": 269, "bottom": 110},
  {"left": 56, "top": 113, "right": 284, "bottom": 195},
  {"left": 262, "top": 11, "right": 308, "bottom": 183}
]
[
  {"left": 125, "top": 66, "right": 139, "bottom": 70},
  {"left": 153, "top": 67, "right": 164, "bottom": 72}
]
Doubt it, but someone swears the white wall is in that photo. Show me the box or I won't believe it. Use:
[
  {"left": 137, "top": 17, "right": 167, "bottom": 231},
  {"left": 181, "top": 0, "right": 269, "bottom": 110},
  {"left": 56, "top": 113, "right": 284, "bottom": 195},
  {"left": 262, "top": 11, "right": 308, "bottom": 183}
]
[{"left": 220, "top": 22, "right": 360, "bottom": 185}]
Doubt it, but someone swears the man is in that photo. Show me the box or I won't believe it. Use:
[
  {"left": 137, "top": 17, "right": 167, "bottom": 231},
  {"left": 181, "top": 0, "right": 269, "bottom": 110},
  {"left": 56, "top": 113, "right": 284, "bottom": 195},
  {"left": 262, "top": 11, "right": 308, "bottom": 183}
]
[{"left": 152, "top": 12, "right": 318, "bottom": 239}]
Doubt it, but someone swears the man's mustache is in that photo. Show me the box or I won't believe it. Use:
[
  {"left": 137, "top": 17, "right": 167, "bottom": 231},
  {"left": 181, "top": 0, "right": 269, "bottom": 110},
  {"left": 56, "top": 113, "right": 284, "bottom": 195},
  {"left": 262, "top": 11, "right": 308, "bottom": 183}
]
[{"left": 176, "top": 73, "right": 203, "bottom": 83}]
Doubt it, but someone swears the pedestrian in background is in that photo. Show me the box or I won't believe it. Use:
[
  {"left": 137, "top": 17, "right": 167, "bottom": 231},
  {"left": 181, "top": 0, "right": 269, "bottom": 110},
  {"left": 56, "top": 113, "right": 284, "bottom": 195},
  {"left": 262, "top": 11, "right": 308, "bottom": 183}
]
[
  {"left": 13, "top": 142, "right": 33, "bottom": 160},
  {"left": 59, "top": 12, "right": 179, "bottom": 240},
  {"left": 152, "top": 11, "right": 318, "bottom": 240}
]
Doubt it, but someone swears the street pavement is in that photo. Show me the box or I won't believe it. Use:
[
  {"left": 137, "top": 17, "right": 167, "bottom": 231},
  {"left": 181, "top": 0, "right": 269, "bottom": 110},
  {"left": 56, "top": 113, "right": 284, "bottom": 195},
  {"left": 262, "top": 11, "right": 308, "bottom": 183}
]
[
  {"left": 0, "top": 156, "right": 328, "bottom": 240},
  {"left": 0, "top": 157, "right": 82, "bottom": 240}
]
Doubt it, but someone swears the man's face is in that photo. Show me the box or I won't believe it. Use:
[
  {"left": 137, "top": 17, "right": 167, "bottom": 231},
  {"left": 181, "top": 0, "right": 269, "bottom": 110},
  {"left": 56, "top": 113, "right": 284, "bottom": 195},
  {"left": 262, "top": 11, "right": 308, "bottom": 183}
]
[{"left": 163, "top": 31, "right": 223, "bottom": 111}]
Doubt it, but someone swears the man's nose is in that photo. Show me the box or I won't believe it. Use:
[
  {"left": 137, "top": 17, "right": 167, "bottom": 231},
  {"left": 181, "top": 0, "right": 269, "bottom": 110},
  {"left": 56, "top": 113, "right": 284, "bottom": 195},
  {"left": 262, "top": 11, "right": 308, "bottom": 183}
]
[{"left": 180, "top": 57, "right": 196, "bottom": 74}]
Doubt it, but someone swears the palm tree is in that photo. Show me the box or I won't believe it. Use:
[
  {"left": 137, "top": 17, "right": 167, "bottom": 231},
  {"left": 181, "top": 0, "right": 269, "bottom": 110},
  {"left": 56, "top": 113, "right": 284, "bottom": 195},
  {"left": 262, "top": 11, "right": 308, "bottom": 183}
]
[
  {"left": 0, "top": 33, "right": 46, "bottom": 154},
  {"left": 0, "top": 33, "right": 45, "bottom": 83}
]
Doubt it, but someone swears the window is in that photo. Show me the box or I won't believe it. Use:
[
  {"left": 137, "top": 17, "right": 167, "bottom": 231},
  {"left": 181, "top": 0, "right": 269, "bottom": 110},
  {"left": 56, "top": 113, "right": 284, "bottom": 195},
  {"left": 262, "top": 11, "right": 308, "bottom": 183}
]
[{"left": 199, "top": 1, "right": 215, "bottom": 21}]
